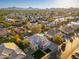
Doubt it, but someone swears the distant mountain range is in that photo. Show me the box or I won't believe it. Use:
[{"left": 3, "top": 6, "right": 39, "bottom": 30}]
[
  {"left": 0, "top": 7, "right": 79, "bottom": 11},
  {"left": 0, "top": 7, "right": 40, "bottom": 10}
]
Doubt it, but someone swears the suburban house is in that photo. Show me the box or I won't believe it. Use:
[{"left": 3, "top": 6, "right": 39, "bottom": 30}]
[
  {"left": 24, "top": 34, "right": 58, "bottom": 59},
  {"left": 45, "top": 29, "right": 63, "bottom": 40},
  {"left": 0, "top": 29, "right": 9, "bottom": 37},
  {"left": 67, "top": 21, "right": 79, "bottom": 29},
  {"left": 0, "top": 42, "right": 26, "bottom": 59},
  {"left": 61, "top": 25, "right": 74, "bottom": 34},
  {"left": 65, "top": 16, "right": 74, "bottom": 20},
  {"left": 5, "top": 18, "right": 14, "bottom": 22},
  {"left": 55, "top": 17, "right": 65, "bottom": 22},
  {"left": 47, "top": 22, "right": 58, "bottom": 27}
]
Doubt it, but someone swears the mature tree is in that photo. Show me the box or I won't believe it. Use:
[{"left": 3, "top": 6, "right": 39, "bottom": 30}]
[
  {"left": 57, "top": 10, "right": 66, "bottom": 16},
  {"left": 15, "top": 34, "right": 21, "bottom": 43},
  {"left": 4, "top": 57, "right": 9, "bottom": 59},
  {"left": 75, "top": 28, "right": 79, "bottom": 32},
  {"left": 74, "top": 11, "right": 79, "bottom": 16},
  {"left": 26, "top": 22, "right": 32, "bottom": 30},
  {"left": 22, "top": 39, "right": 30, "bottom": 47},
  {"left": 3, "top": 22, "right": 12, "bottom": 27},
  {"left": 53, "top": 35, "right": 64, "bottom": 45},
  {"left": 0, "top": 18, "right": 4, "bottom": 22},
  {"left": 47, "top": 18, "right": 55, "bottom": 22},
  {"left": 31, "top": 24, "right": 42, "bottom": 34}
]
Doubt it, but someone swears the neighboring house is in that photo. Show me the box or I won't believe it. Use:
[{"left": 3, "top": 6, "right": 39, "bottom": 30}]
[
  {"left": 15, "top": 27, "right": 25, "bottom": 34},
  {"left": 45, "top": 29, "right": 63, "bottom": 39},
  {"left": 5, "top": 18, "right": 14, "bottom": 22},
  {"left": 61, "top": 25, "right": 74, "bottom": 34},
  {"left": 47, "top": 22, "right": 58, "bottom": 27},
  {"left": 55, "top": 18, "right": 65, "bottom": 22},
  {"left": 0, "top": 42, "right": 26, "bottom": 59},
  {"left": 65, "top": 16, "right": 74, "bottom": 20},
  {"left": 0, "top": 29, "right": 9, "bottom": 37},
  {"left": 67, "top": 22, "right": 79, "bottom": 29},
  {"left": 17, "top": 15, "right": 26, "bottom": 20},
  {"left": 59, "top": 25, "right": 75, "bottom": 39}
]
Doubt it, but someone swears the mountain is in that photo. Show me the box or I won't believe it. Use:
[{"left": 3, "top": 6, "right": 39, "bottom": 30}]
[
  {"left": 0, "top": 7, "right": 79, "bottom": 11},
  {"left": 1, "top": 7, "right": 25, "bottom": 10},
  {"left": 0, "top": 7, "right": 40, "bottom": 10}
]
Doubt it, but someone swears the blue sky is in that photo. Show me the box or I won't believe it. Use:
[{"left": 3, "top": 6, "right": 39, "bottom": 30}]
[{"left": 0, "top": 0, "right": 79, "bottom": 8}]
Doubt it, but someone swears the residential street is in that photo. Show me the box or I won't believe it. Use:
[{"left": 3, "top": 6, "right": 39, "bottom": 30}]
[{"left": 61, "top": 37, "right": 79, "bottom": 59}]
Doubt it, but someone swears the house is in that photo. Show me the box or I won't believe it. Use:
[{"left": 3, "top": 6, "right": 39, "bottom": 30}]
[
  {"left": 0, "top": 42, "right": 26, "bottom": 59},
  {"left": 65, "top": 16, "right": 75, "bottom": 20},
  {"left": 47, "top": 22, "right": 58, "bottom": 27},
  {"left": 14, "top": 27, "right": 26, "bottom": 34},
  {"left": 45, "top": 29, "right": 63, "bottom": 40},
  {"left": 0, "top": 29, "right": 9, "bottom": 37},
  {"left": 55, "top": 18, "right": 65, "bottom": 22},
  {"left": 16, "top": 15, "right": 27, "bottom": 20},
  {"left": 61, "top": 25, "right": 74, "bottom": 34},
  {"left": 25, "top": 34, "right": 58, "bottom": 59},
  {"left": 59, "top": 25, "right": 75, "bottom": 39},
  {"left": 28, "top": 34, "right": 54, "bottom": 50},
  {"left": 5, "top": 18, "right": 14, "bottom": 22},
  {"left": 67, "top": 22, "right": 79, "bottom": 29}
]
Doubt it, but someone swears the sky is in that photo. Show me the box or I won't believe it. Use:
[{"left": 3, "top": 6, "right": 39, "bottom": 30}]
[{"left": 0, "top": 0, "right": 79, "bottom": 8}]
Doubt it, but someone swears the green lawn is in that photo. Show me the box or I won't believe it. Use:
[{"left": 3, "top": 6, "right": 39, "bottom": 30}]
[{"left": 0, "top": 18, "right": 4, "bottom": 22}]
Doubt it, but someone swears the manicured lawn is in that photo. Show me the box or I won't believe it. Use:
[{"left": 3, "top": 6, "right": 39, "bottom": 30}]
[{"left": 0, "top": 18, "right": 4, "bottom": 22}]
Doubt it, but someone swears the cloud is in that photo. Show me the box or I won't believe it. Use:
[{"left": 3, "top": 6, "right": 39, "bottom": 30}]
[{"left": 51, "top": 0, "right": 79, "bottom": 8}]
